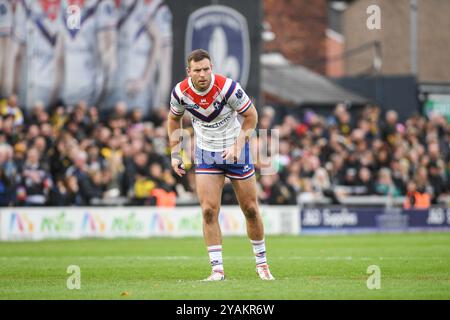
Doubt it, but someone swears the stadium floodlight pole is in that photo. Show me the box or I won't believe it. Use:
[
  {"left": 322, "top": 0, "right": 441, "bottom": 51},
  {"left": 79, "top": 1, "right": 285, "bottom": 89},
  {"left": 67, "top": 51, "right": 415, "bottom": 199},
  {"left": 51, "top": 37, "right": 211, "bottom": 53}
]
[
  {"left": 27, "top": 28, "right": 34, "bottom": 110},
  {"left": 410, "top": 0, "right": 418, "bottom": 75}
]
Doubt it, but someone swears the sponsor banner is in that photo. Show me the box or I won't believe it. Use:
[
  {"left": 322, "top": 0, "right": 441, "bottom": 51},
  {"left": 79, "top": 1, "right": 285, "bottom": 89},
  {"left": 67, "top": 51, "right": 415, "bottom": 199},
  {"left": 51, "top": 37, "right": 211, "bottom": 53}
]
[
  {"left": 82, "top": 209, "right": 151, "bottom": 239},
  {"left": 300, "top": 207, "right": 450, "bottom": 234},
  {"left": 0, "top": 206, "right": 298, "bottom": 241},
  {"left": 0, "top": 208, "right": 82, "bottom": 241},
  {"left": 1, "top": 0, "right": 261, "bottom": 112},
  {"left": 408, "top": 207, "right": 450, "bottom": 228},
  {"left": 424, "top": 94, "right": 450, "bottom": 122}
]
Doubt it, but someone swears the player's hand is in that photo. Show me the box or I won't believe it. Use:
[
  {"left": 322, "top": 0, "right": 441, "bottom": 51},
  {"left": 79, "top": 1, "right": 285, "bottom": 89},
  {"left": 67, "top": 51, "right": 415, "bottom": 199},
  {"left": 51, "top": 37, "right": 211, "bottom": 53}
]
[
  {"left": 171, "top": 153, "right": 186, "bottom": 177},
  {"left": 222, "top": 144, "right": 242, "bottom": 163}
]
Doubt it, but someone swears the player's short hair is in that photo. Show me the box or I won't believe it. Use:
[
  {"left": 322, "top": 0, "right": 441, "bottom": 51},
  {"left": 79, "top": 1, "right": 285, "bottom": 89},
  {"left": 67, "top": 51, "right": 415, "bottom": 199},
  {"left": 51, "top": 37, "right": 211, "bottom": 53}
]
[{"left": 187, "top": 49, "right": 211, "bottom": 67}]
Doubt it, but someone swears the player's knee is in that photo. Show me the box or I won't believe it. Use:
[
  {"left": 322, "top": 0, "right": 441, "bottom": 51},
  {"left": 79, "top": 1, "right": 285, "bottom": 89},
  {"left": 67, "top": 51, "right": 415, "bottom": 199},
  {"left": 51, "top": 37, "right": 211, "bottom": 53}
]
[
  {"left": 242, "top": 204, "right": 259, "bottom": 220},
  {"left": 202, "top": 207, "right": 218, "bottom": 224}
]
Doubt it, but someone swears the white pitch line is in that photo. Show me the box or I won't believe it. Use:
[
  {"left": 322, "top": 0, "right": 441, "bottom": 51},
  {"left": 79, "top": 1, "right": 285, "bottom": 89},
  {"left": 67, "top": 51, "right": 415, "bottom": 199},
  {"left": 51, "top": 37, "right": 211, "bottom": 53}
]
[{"left": 0, "top": 256, "right": 447, "bottom": 261}]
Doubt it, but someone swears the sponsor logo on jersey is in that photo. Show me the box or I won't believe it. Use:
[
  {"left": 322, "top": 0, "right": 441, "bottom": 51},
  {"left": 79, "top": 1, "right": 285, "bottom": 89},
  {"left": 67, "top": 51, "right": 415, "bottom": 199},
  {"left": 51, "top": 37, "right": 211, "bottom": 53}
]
[
  {"left": 199, "top": 114, "right": 232, "bottom": 128},
  {"left": 198, "top": 98, "right": 209, "bottom": 107},
  {"left": 185, "top": 104, "right": 200, "bottom": 110},
  {"left": 235, "top": 89, "right": 243, "bottom": 99}
]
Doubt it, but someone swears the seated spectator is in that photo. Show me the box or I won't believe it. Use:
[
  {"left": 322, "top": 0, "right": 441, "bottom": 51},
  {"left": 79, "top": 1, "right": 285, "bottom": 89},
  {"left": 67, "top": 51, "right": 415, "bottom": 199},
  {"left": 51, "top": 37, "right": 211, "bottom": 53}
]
[
  {"left": 1, "top": 95, "right": 24, "bottom": 127},
  {"left": 50, "top": 177, "right": 79, "bottom": 206},
  {"left": 151, "top": 188, "right": 176, "bottom": 207},
  {"left": 132, "top": 174, "right": 156, "bottom": 205},
  {"left": 259, "top": 173, "right": 297, "bottom": 205},
  {"left": 1, "top": 94, "right": 448, "bottom": 207},
  {"left": 356, "top": 167, "right": 376, "bottom": 195},
  {"left": 381, "top": 110, "right": 399, "bottom": 146},
  {"left": 16, "top": 148, "right": 52, "bottom": 206},
  {"left": 268, "top": 175, "right": 297, "bottom": 205},
  {"left": 343, "top": 167, "right": 358, "bottom": 186},
  {"left": 0, "top": 167, "right": 13, "bottom": 206},
  {"left": 428, "top": 161, "right": 447, "bottom": 204},
  {"left": 312, "top": 167, "right": 340, "bottom": 204},
  {"left": 375, "top": 168, "right": 401, "bottom": 197},
  {"left": 403, "top": 180, "right": 431, "bottom": 209}
]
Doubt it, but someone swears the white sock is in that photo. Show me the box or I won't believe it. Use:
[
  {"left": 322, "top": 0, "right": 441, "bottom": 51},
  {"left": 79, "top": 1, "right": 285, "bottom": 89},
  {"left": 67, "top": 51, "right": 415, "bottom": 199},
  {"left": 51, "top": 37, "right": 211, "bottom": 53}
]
[
  {"left": 251, "top": 239, "right": 267, "bottom": 266},
  {"left": 207, "top": 245, "right": 224, "bottom": 273}
]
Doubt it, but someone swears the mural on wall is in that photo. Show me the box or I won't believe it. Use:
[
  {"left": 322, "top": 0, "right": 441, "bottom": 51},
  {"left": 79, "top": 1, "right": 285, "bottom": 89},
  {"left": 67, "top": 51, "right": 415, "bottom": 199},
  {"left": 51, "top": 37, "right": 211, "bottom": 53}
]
[{"left": 0, "top": 0, "right": 261, "bottom": 115}]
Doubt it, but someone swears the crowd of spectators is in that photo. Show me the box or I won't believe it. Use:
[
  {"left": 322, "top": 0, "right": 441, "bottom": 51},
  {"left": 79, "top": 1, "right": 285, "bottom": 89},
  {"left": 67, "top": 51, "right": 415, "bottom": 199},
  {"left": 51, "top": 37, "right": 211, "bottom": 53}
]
[
  {"left": 253, "top": 103, "right": 449, "bottom": 208},
  {"left": 0, "top": 95, "right": 449, "bottom": 208}
]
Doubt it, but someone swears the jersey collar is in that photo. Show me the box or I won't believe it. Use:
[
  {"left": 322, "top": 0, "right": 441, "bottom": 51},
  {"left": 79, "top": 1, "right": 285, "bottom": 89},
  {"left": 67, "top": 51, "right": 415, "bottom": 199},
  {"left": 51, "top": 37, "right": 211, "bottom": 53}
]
[{"left": 188, "top": 73, "right": 215, "bottom": 96}]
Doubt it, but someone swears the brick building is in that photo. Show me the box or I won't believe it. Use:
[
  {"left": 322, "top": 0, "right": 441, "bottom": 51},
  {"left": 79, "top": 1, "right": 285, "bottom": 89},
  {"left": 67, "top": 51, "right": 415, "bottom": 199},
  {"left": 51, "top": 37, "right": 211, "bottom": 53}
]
[
  {"left": 263, "top": 0, "right": 450, "bottom": 82},
  {"left": 343, "top": 0, "right": 450, "bottom": 83},
  {"left": 263, "top": 0, "right": 328, "bottom": 75}
]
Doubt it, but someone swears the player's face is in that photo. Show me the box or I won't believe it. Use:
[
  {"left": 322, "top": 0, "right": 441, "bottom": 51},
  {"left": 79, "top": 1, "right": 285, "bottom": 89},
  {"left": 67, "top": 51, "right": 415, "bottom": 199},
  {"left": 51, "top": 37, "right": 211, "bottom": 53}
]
[{"left": 187, "top": 58, "right": 212, "bottom": 92}]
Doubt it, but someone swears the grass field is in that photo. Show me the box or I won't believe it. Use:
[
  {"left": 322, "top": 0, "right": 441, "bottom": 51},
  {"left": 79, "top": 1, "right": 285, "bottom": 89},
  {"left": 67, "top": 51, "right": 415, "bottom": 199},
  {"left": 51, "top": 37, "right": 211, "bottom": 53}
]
[{"left": 0, "top": 233, "right": 449, "bottom": 300}]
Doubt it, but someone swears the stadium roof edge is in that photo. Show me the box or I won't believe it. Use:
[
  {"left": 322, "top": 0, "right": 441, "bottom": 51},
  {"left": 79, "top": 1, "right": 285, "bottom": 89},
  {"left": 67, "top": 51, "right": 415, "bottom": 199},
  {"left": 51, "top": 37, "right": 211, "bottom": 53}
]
[{"left": 261, "top": 62, "right": 370, "bottom": 107}]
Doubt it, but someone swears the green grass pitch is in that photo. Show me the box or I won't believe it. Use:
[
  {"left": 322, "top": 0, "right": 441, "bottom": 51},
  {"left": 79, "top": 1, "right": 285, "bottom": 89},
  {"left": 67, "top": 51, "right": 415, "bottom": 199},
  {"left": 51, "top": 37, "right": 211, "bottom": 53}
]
[{"left": 0, "top": 233, "right": 449, "bottom": 299}]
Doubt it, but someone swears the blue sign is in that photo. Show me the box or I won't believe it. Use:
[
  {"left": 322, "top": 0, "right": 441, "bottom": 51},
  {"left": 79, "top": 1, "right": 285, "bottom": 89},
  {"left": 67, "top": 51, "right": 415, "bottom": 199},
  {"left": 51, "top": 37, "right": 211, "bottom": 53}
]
[
  {"left": 185, "top": 5, "right": 250, "bottom": 88},
  {"left": 300, "top": 207, "right": 450, "bottom": 234}
]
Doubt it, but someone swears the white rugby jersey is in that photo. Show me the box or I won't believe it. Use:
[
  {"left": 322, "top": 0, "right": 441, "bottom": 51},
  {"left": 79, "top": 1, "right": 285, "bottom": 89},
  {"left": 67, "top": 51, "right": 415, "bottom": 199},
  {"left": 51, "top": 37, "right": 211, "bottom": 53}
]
[
  {"left": 12, "top": 0, "right": 61, "bottom": 107},
  {"left": 117, "top": 0, "right": 165, "bottom": 74},
  {"left": 61, "top": 0, "right": 117, "bottom": 106},
  {"left": 114, "top": 0, "right": 172, "bottom": 108},
  {"left": 170, "top": 73, "right": 253, "bottom": 152},
  {"left": 115, "top": 0, "right": 161, "bottom": 92}
]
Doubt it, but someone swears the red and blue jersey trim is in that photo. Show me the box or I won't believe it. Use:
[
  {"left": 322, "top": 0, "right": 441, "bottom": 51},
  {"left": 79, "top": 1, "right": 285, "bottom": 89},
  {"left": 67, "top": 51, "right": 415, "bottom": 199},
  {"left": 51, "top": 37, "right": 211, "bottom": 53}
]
[{"left": 237, "top": 100, "right": 252, "bottom": 114}]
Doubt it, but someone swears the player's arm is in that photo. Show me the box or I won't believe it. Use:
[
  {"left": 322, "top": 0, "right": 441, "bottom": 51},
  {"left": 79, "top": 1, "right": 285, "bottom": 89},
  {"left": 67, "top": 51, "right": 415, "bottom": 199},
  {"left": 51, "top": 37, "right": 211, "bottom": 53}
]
[
  {"left": 167, "top": 90, "right": 187, "bottom": 177},
  {"left": 153, "top": 6, "right": 173, "bottom": 107},
  {"left": 0, "top": 37, "right": 7, "bottom": 91},
  {"left": 167, "top": 111, "right": 186, "bottom": 177},
  {"left": 222, "top": 104, "right": 258, "bottom": 161},
  {"left": 236, "top": 104, "right": 258, "bottom": 150},
  {"left": 3, "top": 0, "right": 26, "bottom": 97},
  {"left": 222, "top": 84, "right": 258, "bottom": 161},
  {"left": 3, "top": 38, "right": 24, "bottom": 96},
  {"left": 96, "top": 0, "right": 118, "bottom": 102},
  {"left": 97, "top": 0, "right": 117, "bottom": 76},
  {"left": 97, "top": 29, "right": 117, "bottom": 96},
  {"left": 156, "top": 40, "right": 172, "bottom": 105},
  {"left": 126, "top": 18, "right": 160, "bottom": 95},
  {"left": 50, "top": 33, "right": 64, "bottom": 105},
  {"left": 96, "top": 28, "right": 117, "bottom": 104}
]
